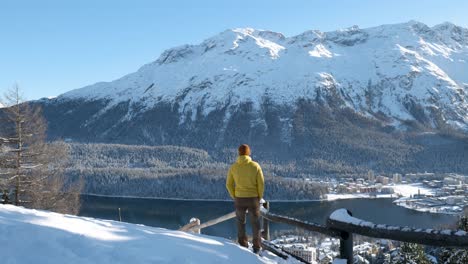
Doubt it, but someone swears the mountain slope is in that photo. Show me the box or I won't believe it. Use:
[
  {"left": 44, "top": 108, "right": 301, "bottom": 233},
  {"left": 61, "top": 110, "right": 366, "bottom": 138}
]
[{"left": 37, "top": 21, "right": 468, "bottom": 173}]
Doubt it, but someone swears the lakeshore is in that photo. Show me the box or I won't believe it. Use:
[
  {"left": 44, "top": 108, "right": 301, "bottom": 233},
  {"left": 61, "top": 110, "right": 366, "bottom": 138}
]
[
  {"left": 79, "top": 195, "right": 458, "bottom": 240},
  {"left": 83, "top": 181, "right": 465, "bottom": 216}
]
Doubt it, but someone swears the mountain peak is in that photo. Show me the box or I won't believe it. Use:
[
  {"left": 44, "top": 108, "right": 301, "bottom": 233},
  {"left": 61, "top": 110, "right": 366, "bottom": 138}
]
[
  {"left": 232, "top": 27, "right": 256, "bottom": 35},
  {"left": 433, "top": 21, "right": 458, "bottom": 30}
]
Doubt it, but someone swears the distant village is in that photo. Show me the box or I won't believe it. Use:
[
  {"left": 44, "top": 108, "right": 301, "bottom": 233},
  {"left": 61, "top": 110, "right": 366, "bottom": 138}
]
[
  {"left": 393, "top": 172, "right": 468, "bottom": 215},
  {"left": 322, "top": 172, "right": 468, "bottom": 214}
]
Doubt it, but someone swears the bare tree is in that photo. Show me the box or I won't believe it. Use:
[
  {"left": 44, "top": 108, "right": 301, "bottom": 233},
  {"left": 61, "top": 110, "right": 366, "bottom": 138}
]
[{"left": 0, "top": 84, "right": 81, "bottom": 214}]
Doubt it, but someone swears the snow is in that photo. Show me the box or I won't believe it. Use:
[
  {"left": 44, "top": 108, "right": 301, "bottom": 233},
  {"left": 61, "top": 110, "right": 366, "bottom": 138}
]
[
  {"left": 332, "top": 259, "right": 347, "bottom": 264},
  {"left": 326, "top": 193, "right": 393, "bottom": 201},
  {"left": 329, "top": 209, "right": 359, "bottom": 225},
  {"left": 394, "top": 199, "right": 465, "bottom": 215},
  {"left": 391, "top": 183, "right": 434, "bottom": 197},
  {"left": 326, "top": 183, "right": 431, "bottom": 202},
  {"left": 441, "top": 229, "right": 452, "bottom": 235},
  {"left": 56, "top": 21, "right": 468, "bottom": 131},
  {"left": 308, "top": 44, "right": 334, "bottom": 58},
  {"left": 329, "top": 208, "right": 468, "bottom": 239},
  {"left": 0, "top": 205, "right": 297, "bottom": 264}
]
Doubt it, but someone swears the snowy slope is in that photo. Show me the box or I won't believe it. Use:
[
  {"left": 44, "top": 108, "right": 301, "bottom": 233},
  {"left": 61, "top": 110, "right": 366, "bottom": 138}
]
[
  {"left": 0, "top": 205, "right": 294, "bottom": 264},
  {"left": 59, "top": 21, "right": 468, "bottom": 130}
]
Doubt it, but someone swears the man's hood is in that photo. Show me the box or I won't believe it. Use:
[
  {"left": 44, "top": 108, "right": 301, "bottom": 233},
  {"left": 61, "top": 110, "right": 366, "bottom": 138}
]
[{"left": 236, "top": 155, "right": 252, "bottom": 164}]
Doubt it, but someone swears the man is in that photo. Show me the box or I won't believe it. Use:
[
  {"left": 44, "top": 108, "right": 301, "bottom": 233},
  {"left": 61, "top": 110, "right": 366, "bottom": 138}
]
[{"left": 226, "top": 144, "right": 265, "bottom": 254}]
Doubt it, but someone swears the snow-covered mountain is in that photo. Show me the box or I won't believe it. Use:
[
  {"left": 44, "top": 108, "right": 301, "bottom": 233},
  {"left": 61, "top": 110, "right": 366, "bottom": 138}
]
[
  {"left": 37, "top": 21, "right": 468, "bottom": 171},
  {"left": 58, "top": 20, "right": 468, "bottom": 131}
]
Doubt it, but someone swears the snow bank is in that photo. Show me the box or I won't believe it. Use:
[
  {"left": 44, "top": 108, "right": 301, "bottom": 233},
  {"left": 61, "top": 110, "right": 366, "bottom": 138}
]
[{"left": 0, "top": 205, "right": 294, "bottom": 264}]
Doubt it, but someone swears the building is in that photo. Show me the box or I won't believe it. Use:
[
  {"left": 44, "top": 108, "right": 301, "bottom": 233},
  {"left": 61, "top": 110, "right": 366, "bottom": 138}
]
[
  {"left": 445, "top": 173, "right": 468, "bottom": 184},
  {"left": 359, "top": 186, "right": 377, "bottom": 193},
  {"left": 428, "top": 180, "right": 443, "bottom": 188},
  {"left": 380, "top": 186, "right": 394, "bottom": 194},
  {"left": 405, "top": 172, "right": 436, "bottom": 181},
  {"left": 445, "top": 196, "right": 465, "bottom": 205},
  {"left": 319, "top": 254, "right": 332, "bottom": 264},
  {"left": 393, "top": 173, "right": 402, "bottom": 183},
  {"left": 283, "top": 244, "right": 317, "bottom": 263},
  {"left": 367, "top": 171, "right": 375, "bottom": 182},
  {"left": 336, "top": 184, "right": 348, "bottom": 194},
  {"left": 376, "top": 176, "right": 389, "bottom": 185},
  {"left": 444, "top": 177, "right": 461, "bottom": 186}
]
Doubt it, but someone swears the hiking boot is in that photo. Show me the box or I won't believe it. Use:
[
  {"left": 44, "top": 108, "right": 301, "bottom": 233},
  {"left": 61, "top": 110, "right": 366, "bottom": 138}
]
[
  {"left": 253, "top": 248, "right": 261, "bottom": 254},
  {"left": 238, "top": 242, "right": 248, "bottom": 248}
]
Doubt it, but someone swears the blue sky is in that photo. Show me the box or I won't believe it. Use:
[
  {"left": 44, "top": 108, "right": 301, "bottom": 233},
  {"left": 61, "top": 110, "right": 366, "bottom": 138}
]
[{"left": 1, "top": 0, "right": 467, "bottom": 100}]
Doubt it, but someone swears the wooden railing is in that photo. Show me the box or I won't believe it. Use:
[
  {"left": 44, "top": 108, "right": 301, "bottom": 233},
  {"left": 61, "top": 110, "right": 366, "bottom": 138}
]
[
  {"left": 180, "top": 201, "right": 468, "bottom": 264},
  {"left": 179, "top": 211, "right": 236, "bottom": 234},
  {"left": 261, "top": 204, "right": 468, "bottom": 264}
]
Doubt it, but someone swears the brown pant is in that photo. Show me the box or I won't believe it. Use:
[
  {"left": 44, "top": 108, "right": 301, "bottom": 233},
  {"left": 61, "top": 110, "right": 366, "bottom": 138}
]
[{"left": 234, "top": 197, "right": 261, "bottom": 250}]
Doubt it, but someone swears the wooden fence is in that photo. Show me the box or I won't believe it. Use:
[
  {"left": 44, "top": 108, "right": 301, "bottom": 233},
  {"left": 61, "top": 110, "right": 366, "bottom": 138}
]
[{"left": 180, "top": 201, "right": 468, "bottom": 264}]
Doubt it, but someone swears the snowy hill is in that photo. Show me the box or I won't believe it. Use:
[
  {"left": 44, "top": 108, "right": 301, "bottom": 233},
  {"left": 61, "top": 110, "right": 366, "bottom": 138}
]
[{"left": 0, "top": 205, "right": 292, "bottom": 264}]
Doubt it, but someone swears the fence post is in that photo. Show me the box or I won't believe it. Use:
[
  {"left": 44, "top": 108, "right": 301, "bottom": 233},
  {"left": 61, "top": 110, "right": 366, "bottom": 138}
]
[
  {"left": 118, "top": 207, "right": 122, "bottom": 222},
  {"left": 340, "top": 231, "right": 353, "bottom": 264},
  {"left": 193, "top": 218, "right": 201, "bottom": 234},
  {"left": 262, "top": 200, "right": 270, "bottom": 240},
  {"left": 339, "top": 209, "right": 353, "bottom": 264}
]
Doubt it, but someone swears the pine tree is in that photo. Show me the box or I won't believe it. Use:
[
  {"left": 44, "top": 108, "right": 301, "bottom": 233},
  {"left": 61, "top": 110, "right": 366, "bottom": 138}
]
[
  {"left": 392, "top": 243, "right": 430, "bottom": 264},
  {"left": 0, "top": 85, "right": 81, "bottom": 214},
  {"left": 438, "top": 213, "right": 468, "bottom": 264}
]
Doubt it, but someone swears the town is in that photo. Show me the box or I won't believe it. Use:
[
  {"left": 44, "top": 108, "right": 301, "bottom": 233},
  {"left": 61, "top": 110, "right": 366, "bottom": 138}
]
[
  {"left": 319, "top": 172, "right": 468, "bottom": 215},
  {"left": 272, "top": 234, "right": 398, "bottom": 264}
]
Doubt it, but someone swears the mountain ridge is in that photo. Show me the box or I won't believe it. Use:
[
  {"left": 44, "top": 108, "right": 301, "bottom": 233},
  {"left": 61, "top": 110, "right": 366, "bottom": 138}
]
[
  {"left": 33, "top": 21, "right": 468, "bottom": 174},
  {"left": 54, "top": 20, "right": 468, "bottom": 132}
]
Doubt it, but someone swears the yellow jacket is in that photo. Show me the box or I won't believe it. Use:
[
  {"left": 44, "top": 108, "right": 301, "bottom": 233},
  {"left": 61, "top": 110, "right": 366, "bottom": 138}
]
[{"left": 226, "top": 155, "right": 264, "bottom": 199}]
